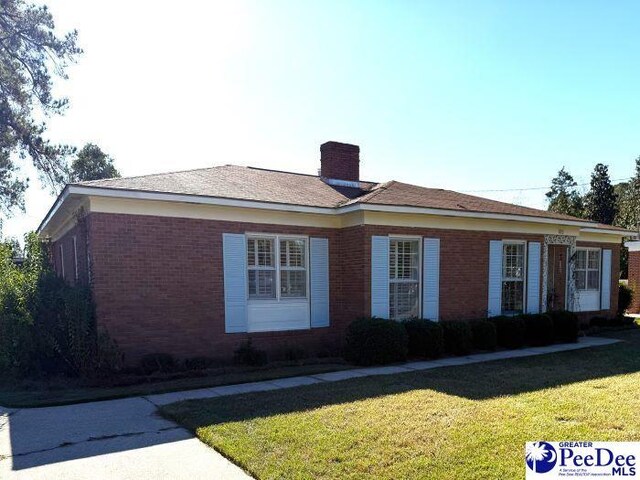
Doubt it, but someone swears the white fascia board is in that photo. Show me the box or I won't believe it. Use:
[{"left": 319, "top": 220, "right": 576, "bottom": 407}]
[
  {"left": 625, "top": 241, "right": 640, "bottom": 252},
  {"left": 338, "top": 202, "right": 604, "bottom": 229},
  {"left": 38, "top": 184, "right": 631, "bottom": 236},
  {"left": 581, "top": 227, "right": 637, "bottom": 236}
]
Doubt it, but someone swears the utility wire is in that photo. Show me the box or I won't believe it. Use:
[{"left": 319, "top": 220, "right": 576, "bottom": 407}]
[{"left": 461, "top": 177, "right": 633, "bottom": 193}]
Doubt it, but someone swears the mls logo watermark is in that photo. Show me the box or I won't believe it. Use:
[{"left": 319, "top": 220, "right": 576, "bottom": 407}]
[{"left": 526, "top": 442, "right": 639, "bottom": 479}]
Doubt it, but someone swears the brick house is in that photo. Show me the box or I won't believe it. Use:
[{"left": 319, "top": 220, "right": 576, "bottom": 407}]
[{"left": 38, "top": 141, "right": 632, "bottom": 363}]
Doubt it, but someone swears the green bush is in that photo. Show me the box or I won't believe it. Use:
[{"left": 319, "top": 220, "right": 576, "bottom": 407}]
[
  {"left": 140, "top": 353, "right": 177, "bottom": 375},
  {"left": 470, "top": 320, "right": 497, "bottom": 351},
  {"left": 547, "top": 310, "right": 579, "bottom": 343},
  {"left": 344, "top": 317, "right": 408, "bottom": 365},
  {"left": 234, "top": 339, "right": 268, "bottom": 366},
  {"left": 441, "top": 321, "right": 473, "bottom": 356},
  {"left": 521, "top": 313, "right": 554, "bottom": 346},
  {"left": 618, "top": 284, "right": 633, "bottom": 317},
  {"left": 0, "top": 233, "right": 122, "bottom": 378},
  {"left": 491, "top": 315, "right": 526, "bottom": 349},
  {"left": 184, "top": 356, "right": 220, "bottom": 371},
  {"left": 403, "top": 319, "right": 444, "bottom": 358}
]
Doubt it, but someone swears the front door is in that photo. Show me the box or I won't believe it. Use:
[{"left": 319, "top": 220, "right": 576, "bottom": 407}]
[{"left": 547, "top": 245, "right": 567, "bottom": 311}]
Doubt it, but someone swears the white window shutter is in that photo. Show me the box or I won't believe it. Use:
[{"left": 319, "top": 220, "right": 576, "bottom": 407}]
[
  {"left": 526, "top": 241, "right": 541, "bottom": 313},
  {"left": 488, "top": 240, "right": 503, "bottom": 317},
  {"left": 601, "top": 249, "right": 612, "bottom": 311},
  {"left": 223, "top": 233, "right": 248, "bottom": 333},
  {"left": 310, "top": 237, "right": 330, "bottom": 328},
  {"left": 422, "top": 238, "right": 440, "bottom": 320},
  {"left": 371, "top": 236, "right": 390, "bottom": 318}
]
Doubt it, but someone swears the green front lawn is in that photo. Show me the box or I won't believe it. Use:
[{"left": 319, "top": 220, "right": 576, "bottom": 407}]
[{"left": 163, "top": 328, "right": 640, "bottom": 480}]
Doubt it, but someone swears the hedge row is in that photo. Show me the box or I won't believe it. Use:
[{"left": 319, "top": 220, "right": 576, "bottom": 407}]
[{"left": 344, "top": 311, "right": 579, "bottom": 366}]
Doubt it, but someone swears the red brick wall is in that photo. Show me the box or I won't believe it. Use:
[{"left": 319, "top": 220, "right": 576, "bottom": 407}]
[
  {"left": 627, "top": 250, "right": 640, "bottom": 313},
  {"left": 85, "top": 212, "right": 621, "bottom": 364},
  {"left": 88, "top": 213, "right": 365, "bottom": 363},
  {"left": 361, "top": 226, "right": 546, "bottom": 320},
  {"left": 51, "top": 219, "right": 90, "bottom": 286}
]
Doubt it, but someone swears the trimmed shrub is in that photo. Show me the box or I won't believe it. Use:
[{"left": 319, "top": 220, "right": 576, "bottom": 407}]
[
  {"left": 521, "top": 313, "right": 554, "bottom": 346},
  {"left": 491, "top": 315, "right": 526, "bottom": 349},
  {"left": 140, "top": 353, "right": 177, "bottom": 375},
  {"left": 184, "top": 356, "right": 217, "bottom": 371},
  {"left": 547, "top": 310, "right": 579, "bottom": 343},
  {"left": 344, "top": 317, "right": 408, "bottom": 365},
  {"left": 441, "top": 321, "right": 473, "bottom": 356},
  {"left": 470, "top": 320, "right": 497, "bottom": 351},
  {"left": 234, "top": 339, "right": 268, "bottom": 366},
  {"left": 403, "top": 319, "right": 444, "bottom": 359},
  {"left": 619, "top": 284, "right": 633, "bottom": 317}
]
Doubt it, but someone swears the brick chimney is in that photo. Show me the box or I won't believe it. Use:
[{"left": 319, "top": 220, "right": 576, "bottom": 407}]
[{"left": 320, "top": 141, "right": 360, "bottom": 182}]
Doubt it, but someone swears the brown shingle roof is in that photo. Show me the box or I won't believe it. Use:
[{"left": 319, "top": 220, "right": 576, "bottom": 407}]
[{"left": 77, "top": 165, "right": 626, "bottom": 231}]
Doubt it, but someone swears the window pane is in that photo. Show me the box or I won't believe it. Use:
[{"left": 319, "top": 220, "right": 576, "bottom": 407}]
[
  {"left": 248, "top": 238, "right": 274, "bottom": 267},
  {"left": 503, "top": 243, "right": 524, "bottom": 279},
  {"left": 587, "top": 270, "right": 600, "bottom": 290},
  {"left": 280, "top": 239, "right": 305, "bottom": 268},
  {"left": 390, "top": 240, "right": 419, "bottom": 280},
  {"left": 588, "top": 250, "right": 600, "bottom": 270},
  {"left": 574, "top": 270, "right": 587, "bottom": 290},
  {"left": 248, "top": 270, "right": 276, "bottom": 298},
  {"left": 389, "top": 282, "right": 419, "bottom": 320},
  {"left": 280, "top": 270, "right": 306, "bottom": 297},
  {"left": 501, "top": 280, "right": 523, "bottom": 314},
  {"left": 575, "top": 250, "right": 587, "bottom": 269}
]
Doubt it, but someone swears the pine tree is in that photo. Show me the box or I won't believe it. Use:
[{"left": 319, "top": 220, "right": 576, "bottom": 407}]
[
  {"left": 545, "top": 167, "right": 584, "bottom": 218},
  {"left": 584, "top": 163, "right": 617, "bottom": 225}
]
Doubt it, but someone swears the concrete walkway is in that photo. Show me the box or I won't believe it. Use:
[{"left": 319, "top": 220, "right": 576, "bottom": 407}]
[{"left": 0, "top": 336, "right": 619, "bottom": 479}]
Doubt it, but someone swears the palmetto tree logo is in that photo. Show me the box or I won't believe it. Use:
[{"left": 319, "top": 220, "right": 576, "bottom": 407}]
[{"left": 526, "top": 442, "right": 557, "bottom": 473}]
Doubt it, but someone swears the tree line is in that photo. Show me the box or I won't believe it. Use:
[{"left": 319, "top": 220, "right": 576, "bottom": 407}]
[{"left": 546, "top": 159, "right": 640, "bottom": 276}]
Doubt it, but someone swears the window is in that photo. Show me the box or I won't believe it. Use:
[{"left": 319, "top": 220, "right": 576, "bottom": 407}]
[
  {"left": 280, "top": 239, "right": 306, "bottom": 298},
  {"left": 59, "top": 244, "right": 65, "bottom": 280},
  {"left": 501, "top": 242, "right": 525, "bottom": 315},
  {"left": 574, "top": 248, "right": 600, "bottom": 291},
  {"left": 247, "top": 235, "right": 307, "bottom": 300},
  {"left": 247, "top": 237, "right": 276, "bottom": 299},
  {"left": 389, "top": 239, "right": 420, "bottom": 320},
  {"left": 73, "top": 236, "right": 79, "bottom": 281}
]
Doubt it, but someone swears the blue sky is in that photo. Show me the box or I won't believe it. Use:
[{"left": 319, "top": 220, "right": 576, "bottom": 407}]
[{"left": 5, "top": 0, "right": 640, "bottom": 238}]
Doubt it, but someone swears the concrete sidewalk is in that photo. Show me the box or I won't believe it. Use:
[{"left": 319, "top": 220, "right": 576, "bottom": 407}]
[{"left": 0, "top": 336, "right": 620, "bottom": 479}]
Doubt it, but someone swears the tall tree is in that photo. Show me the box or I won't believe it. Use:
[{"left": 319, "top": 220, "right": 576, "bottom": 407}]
[
  {"left": 584, "top": 163, "right": 617, "bottom": 225},
  {"left": 615, "top": 156, "right": 640, "bottom": 232},
  {"left": 0, "top": 0, "right": 82, "bottom": 216},
  {"left": 545, "top": 167, "right": 584, "bottom": 218},
  {"left": 68, "top": 143, "right": 120, "bottom": 182}
]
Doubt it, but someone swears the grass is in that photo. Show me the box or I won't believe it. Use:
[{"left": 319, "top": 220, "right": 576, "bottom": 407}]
[
  {"left": 0, "top": 361, "right": 348, "bottom": 408},
  {"left": 162, "top": 327, "right": 640, "bottom": 480}
]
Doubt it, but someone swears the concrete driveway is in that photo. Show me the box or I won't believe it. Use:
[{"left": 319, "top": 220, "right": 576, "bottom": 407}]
[{"left": 0, "top": 397, "right": 250, "bottom": 479}]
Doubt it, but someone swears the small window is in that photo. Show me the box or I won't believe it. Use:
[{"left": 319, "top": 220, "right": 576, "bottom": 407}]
[
  {"left": 389, "top": 239, "right": 420, "bottom": 320},
  {"left": 501, "top": 242, "right": 525, "bottom": 315},
  {"left": 247, "top": 237, "right": 276, "bottom": 299},
  {"left": 73, "top": 236, "right": 79, "bottom": 281},
  {"left": 574, "top": 248, "right": 600, "bottom": 291},
  {"left": 59, "top": 244, "right": 65, "bottom": 280},
  {"left": 280, "top": 239, "right": 307, "bottom": 298}
]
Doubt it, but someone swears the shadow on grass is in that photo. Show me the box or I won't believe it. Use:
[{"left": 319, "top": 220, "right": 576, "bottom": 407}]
[{"left": 162, "top": 329, "right": 640, "bottom": 431}]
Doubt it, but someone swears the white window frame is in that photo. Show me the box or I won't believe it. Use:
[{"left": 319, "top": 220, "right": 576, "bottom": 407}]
[
  {"left": 500, "top": 240, "right": 527, "bottom": 315},
  {"left": 73, "top": 236, "right": 79, "bottom": 281},
  {"left": 246, "top": 233, "right": 309, "bottom": 303},
  {"left": 59, "top": 244, "right": 65, "bottom": 280},
  {"left": 388, "top": 236, "right": 422, "bottom": 321},
  {"left": 573, "top": 247, "right": 601, "bottom": 292}
]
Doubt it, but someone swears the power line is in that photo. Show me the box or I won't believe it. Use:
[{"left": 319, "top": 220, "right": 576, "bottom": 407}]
[{"left": 461, "top": 177, "right": 633, "bottom": 194}]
